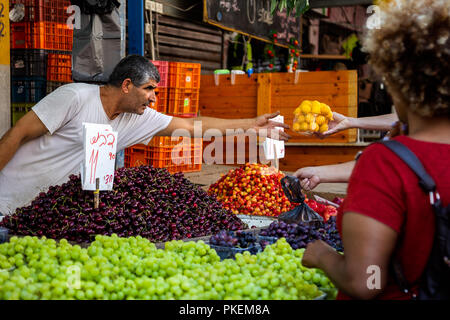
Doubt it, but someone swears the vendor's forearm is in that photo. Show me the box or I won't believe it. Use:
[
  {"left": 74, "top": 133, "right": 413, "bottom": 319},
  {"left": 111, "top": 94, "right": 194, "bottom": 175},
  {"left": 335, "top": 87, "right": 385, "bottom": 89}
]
[
  {"left": 349, "top": 113, "right": 398, "bottom": 131},
  {"left": 316, "top": 161, "right": 356, "bottom": 183},
  {"left": 196, "top": 117, "right": 254, "bottom": 136},
  {"left": 0, "top": 129, "right": 22, "bottom": 172}
]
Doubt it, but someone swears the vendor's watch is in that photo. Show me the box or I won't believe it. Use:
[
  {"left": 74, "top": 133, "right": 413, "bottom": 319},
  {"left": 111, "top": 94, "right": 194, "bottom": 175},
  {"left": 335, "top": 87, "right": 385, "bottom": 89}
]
[{"left": 354, "top": 150, "right": 363, "bottom": 161}]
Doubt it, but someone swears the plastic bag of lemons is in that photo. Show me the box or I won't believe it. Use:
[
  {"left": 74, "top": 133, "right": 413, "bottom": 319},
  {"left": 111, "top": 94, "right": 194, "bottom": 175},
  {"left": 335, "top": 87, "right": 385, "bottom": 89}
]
[{"left": 292, "top": 100, "right": 333, "bottom": 135}]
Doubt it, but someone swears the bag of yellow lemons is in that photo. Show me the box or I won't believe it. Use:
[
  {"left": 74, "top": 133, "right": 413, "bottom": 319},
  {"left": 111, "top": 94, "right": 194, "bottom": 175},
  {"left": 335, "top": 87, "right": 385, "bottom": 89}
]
[{"left": 293, "top": 100, "right": 334, "bottom": 135}]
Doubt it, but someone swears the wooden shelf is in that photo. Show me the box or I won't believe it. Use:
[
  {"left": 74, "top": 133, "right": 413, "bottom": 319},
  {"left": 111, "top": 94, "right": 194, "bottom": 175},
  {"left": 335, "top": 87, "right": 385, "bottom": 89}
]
[{"left": 300, "top": 54, "right": 350, "bottom": 60}]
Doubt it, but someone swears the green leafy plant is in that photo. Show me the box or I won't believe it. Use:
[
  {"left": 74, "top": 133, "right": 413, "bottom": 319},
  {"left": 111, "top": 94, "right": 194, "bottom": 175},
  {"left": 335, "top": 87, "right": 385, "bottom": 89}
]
[{"left": 270, "top": 0, "right": 310, "bottom": 17}]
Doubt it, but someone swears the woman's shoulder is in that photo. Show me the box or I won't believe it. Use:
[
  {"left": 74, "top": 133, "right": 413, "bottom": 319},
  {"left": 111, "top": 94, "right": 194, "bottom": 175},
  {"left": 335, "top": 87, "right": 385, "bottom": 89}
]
[{"left": 359, "top": 135, "right": 450, "bottom": 162}]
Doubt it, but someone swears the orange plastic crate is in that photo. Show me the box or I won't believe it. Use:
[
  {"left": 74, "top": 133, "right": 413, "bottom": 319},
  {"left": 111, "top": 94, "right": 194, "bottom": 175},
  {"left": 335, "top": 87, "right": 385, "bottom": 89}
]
[
  {"left": 147, "top": 137, "right": 202, "bottom": 173},
  {"left": 149, "top": 87, "right": 168, "bottom": 113},
  {"left": 168, "top": 62, "right": 201, "bottom": 90},
  {"left": 166, "top": 88, "right": 199, "bottom": 116},
  {"left": 124, "top": 145, "right": 150, "bottom": 168},
  {"left": 150, "top": 60, "right": 169, "bottom": 87},
  {"left": 47, "top": 53, "right": 72, "bottom": 82},
  {"left": 10, "top": 0, "right": 71, "bottom": 23},
  {"left": 11, "top": 22, "right": 73, "bottom": 51}
]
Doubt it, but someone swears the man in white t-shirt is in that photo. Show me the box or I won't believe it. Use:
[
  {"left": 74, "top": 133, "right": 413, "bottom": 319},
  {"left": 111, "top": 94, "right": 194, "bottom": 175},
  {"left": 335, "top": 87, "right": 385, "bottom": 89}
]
[{"left": 0, "top": 55, "right": 290, "bottom": 215}]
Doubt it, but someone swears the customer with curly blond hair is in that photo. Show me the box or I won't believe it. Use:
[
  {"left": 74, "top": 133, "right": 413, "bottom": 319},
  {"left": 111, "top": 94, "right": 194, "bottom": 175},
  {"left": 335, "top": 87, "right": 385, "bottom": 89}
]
[{"left": 301, "top": 0, "right": 450, "bottom": 299}]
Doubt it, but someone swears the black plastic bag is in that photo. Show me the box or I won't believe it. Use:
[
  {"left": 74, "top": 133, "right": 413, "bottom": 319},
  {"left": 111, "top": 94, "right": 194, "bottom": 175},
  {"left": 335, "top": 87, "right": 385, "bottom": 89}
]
[
  {"left": 71, "top": 0, "right": 120, "bottom": 15},
  {"left": 278, "top": 176, "right": 323, "bottom": 224}
]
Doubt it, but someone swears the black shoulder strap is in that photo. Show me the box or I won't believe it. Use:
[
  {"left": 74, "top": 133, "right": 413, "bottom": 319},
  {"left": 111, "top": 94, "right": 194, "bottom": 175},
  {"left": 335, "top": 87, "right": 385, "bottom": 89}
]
[
  {"left": 376, "top": 139, "right": 437, "bottom": 299},
  {"left": 378, "top": 140, "right": 436, "bottom": 193}
]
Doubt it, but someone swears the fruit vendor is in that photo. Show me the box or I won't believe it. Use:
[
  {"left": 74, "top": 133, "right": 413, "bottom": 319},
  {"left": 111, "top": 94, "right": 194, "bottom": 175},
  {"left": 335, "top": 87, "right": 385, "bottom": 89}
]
[
  {"left": 0, "top": 55, "right": 290, "bottom": 216},
  {"left": 301, "top": 0, "right": 449, "bottom": 299}
]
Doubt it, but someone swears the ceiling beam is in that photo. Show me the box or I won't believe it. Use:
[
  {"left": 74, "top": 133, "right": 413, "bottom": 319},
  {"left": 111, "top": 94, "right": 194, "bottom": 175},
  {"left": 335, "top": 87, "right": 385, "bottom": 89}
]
[{"left": 309, "top": 0, "right": 373, "bottom": 8}]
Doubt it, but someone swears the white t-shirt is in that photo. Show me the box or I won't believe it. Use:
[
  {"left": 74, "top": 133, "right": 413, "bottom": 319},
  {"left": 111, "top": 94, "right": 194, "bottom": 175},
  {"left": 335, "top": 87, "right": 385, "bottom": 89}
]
[{"left": 0, "top": 83, "right": 173, "bottom": 215}]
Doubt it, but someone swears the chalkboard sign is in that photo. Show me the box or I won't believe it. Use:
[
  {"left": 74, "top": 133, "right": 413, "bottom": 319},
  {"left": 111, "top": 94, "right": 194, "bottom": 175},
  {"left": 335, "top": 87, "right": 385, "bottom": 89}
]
[{"left": 203, "top": 0, "right": 301, "bottom": 47}]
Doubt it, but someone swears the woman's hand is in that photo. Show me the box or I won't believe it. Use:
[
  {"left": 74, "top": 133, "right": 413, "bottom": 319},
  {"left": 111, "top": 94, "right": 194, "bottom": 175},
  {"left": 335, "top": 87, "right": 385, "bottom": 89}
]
[
  {"left": 294, "top": 167, "right": 321, "bottom": 191},
  {"left": 302, "top": 240, "right": 334, "bottom": 269},
  {"left": 316, "top": 112, "right": 354, "bottom": 138}
]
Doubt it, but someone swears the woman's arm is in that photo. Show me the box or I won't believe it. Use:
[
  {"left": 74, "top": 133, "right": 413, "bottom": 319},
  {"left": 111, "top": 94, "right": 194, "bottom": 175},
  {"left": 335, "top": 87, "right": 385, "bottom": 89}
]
[
  {"left": 302, "top": 212, "right": 398, "bottom": 299},
  {"left": 294, "top": 161, "right": 356, "bottom": 191},
  {"left": 319, "top": 112, "right": 398, "bottom": 137}
]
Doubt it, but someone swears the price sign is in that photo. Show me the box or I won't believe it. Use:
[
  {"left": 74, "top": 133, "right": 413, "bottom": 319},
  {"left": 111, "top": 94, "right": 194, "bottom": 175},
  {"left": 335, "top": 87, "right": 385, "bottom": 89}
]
[
  {"left": 263, "top": 115, "right": 285, "bottom": 160},
  {"left": 0, "top": 0, "right": 10, "bottom": 65},
  {"left": 81, "top": 123, "right": 118, "bottom": 191}
]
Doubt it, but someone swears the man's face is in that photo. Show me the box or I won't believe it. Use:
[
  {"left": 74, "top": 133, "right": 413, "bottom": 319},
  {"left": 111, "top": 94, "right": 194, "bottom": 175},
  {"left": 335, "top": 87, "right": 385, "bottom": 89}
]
[{"left": 125, "top": 79, "right": 158, "bottom": 115}]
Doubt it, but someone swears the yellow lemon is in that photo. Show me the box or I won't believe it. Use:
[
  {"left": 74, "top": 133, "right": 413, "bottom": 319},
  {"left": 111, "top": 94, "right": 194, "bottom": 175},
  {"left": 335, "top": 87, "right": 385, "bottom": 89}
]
[
  {"left": 294, "top": 107, "right": 302, "bottom": 116},
  {"left": 316, "top": 115, "right": 326, "bottom": 126},
  {"left": 297, "top": 114, "right": 306, "bottom": 123},
  {"left": 300, "top": 101, "right": 312, "bottom": 114},
  {"left": 305, "top": 113, "right": 314, "bottom": 123},
  {"left": 326, "top": 111, "right": 334, "bottom": 120},
  {"left": 311, "top": 101, "right": 321, "bottom": 114},
  {"left": 293, "top": 122, "right": 301, "bottom": 132},
  {"left": 309, "top": 122, "right": 319, "bottom": 132},
  {"left": 319, "top": 123, "right": 329, "bottom": 133},
  {"left": 320, "top": 103, "right": 331, "bottom": 115},
  {"left": 300, "top": 122, "right": 309, "bottom": 131},
  {"left": 300, "top": 100, "right": 311, "bottom": 107}
]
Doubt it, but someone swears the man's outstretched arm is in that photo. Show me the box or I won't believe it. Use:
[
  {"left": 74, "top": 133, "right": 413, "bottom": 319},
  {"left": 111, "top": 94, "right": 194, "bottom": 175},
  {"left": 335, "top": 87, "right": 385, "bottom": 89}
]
[
  {"left": 0, "top": 110, "right": 48, "bottom": 172},
  {"left": 157, "top": 111, "right": 291, "bottom": 141}
]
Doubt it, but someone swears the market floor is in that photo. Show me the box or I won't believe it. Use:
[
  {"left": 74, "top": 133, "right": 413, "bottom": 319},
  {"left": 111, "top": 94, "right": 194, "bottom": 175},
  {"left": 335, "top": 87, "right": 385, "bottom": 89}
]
[{"left": 183, "top": 164, "right": 348, "bottom": 196}]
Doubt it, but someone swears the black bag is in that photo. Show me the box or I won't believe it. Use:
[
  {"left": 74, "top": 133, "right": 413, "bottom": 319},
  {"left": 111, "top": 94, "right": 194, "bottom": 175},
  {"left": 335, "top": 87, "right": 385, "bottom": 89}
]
[
  {"left": 278, "top": 176, "right": 324, "bottom": 224},
  {"left": 70, "top": 0, "right": 120, "bottom": 15},
  {"left": 379, "top": 140, "right": 450, "bottom": 300}
]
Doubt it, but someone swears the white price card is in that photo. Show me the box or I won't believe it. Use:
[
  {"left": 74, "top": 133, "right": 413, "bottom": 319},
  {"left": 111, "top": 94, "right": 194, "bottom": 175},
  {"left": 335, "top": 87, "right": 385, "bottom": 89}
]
[
  {"left": 263, "top": 115, "right": 285, "bottom": 160},
  {"left": 81, "top": 123, "right": 118, "bottom": 191}
]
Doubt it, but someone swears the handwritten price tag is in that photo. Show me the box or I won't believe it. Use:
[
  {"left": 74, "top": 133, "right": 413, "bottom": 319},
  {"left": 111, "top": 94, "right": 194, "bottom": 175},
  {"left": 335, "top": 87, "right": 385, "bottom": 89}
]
[{"left": 81, "top": 123, "right": 118, "bottom": 191}]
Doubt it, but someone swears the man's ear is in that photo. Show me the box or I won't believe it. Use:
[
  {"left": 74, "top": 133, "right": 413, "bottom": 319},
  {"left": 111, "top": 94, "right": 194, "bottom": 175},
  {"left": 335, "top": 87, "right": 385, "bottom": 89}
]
[{"left": 121, "top": 79, "right": 133, "bottom": 94}]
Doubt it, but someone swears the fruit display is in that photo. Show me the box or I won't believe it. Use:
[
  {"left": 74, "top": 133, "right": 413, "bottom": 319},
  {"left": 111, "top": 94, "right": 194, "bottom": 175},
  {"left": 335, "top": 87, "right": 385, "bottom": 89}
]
[
  {"left": 332, "top": 197, "right": 344, "bottom": 206},
  {"left": 0, "top": 235, "right": 337, "bottom": 300},
  {"left": 292, "top": 100, "right": 334, "bottom": 134},
  {"left": 208, "top": 230, "right": 260, "bottom": 259},
  {"left": 0, "top": 166, "right": 246, "bottom": 243},
  {"left": 208, "top": 230, "right": 276, "bottom": 253},
  {"left": 208, "top": 163, "right": 295, "bottom": 217},
  {"left": 259, "top": 217, "right": 343, "bottom": 252},
  {"left": 305, "top": 198, "right": 338, "bottom": 222},
  {"left": 210, "top": 230, "right": 258, "bottom": 248}
]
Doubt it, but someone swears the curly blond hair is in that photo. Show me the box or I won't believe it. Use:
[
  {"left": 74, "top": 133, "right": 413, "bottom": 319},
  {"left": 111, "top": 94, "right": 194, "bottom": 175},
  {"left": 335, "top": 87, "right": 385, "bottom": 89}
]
[{"left": 363, "top": 0, "right": 450, "bottom": 117}]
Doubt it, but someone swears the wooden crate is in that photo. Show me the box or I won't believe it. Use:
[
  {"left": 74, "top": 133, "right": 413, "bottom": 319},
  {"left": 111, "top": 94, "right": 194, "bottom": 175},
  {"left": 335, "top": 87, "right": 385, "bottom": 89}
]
[{"left": 199, "top": 70, "right": 358, "bottom": 143}]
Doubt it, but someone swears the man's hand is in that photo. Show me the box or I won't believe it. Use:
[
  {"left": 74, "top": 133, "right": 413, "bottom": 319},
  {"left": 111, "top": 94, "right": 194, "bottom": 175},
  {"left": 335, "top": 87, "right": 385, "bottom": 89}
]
[
  {"left": 253, "top": 111, "right": 291, "bottom": 141},
  {"left": 316, "top": 112, "right": 353, "bottom": 138},
  {"left": 294, "top": 167, "right": 321, "bottom": 191}
]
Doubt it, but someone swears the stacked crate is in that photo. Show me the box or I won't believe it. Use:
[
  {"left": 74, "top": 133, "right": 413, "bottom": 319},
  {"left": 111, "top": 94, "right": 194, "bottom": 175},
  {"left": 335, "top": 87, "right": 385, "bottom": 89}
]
[
  {"left": 167, "top": 62, "right": 201, "bottom": 117},
  {"left": 10, "top": 0, "right": 73, "bottom": 125},
  {"left": 125, "top": 61, "right": 203, "bottom": 173},
  {"left": 149, "top": 60, "right": 169, "bottom": 113}
]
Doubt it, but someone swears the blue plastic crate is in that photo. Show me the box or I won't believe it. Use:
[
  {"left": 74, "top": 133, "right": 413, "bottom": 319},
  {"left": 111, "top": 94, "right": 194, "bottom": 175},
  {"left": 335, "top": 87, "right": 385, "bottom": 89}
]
[
  {"left": 0, "top": 227, "right": 8, "bottom": 244},
  {"left": 257, "top": 235, "right": 278, "bottom": 250},
  {"left": 12, "top": 77, "right": 47, "bottom": 103},
  {"left": 209, "top": 243, "right": 261, "bottom": 260}
]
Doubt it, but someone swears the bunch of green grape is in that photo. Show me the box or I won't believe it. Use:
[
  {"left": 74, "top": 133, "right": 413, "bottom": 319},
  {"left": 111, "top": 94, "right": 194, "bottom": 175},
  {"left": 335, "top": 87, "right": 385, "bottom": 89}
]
[{"left": 0, "top": 235, "right": 337, "bottom": 300}]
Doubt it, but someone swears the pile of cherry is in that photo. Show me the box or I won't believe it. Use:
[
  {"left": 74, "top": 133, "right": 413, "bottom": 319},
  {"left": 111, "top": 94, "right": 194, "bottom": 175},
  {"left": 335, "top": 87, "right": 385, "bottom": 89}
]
[{"left": 0, "top": 166, "right": 246, "bottom": 243}]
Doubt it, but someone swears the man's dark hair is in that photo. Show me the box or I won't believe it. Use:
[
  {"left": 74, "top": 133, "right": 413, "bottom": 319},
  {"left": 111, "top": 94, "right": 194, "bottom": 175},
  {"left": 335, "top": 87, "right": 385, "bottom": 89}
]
[{"left": 108, "top": 55, "right": 160, "bottom": 87}]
